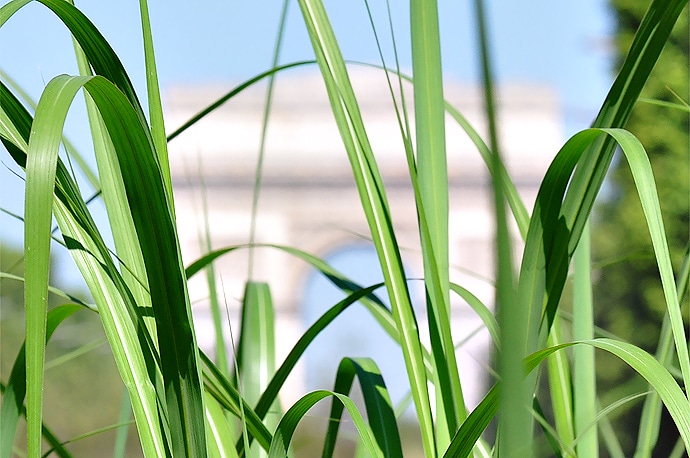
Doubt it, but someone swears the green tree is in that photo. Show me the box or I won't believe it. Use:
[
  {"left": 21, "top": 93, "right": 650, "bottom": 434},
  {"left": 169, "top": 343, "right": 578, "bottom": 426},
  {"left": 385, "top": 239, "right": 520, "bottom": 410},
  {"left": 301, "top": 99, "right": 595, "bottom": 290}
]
[{"left": 593, "top": 1, "right": 689, "bottom": 455}]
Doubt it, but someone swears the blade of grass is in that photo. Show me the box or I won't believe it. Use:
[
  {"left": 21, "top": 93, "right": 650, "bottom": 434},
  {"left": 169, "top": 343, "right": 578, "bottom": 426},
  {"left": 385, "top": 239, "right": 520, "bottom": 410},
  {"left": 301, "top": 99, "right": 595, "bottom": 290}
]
[
  {"left": 411, "top": 0, "right": 464, "bottom": 445},
  {"left": 296, "top": 2, "right": 435, "bottom": 455},
  {"left": 267, "top": 390, "right": 383, "bottom": 458},
  {"left": 322, "top": 357, "right": 403, "bottom": 458}
]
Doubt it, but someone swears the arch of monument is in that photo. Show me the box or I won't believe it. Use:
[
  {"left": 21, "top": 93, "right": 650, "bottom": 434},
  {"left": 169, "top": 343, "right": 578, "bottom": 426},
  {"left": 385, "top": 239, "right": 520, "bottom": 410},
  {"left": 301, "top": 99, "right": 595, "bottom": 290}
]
[{"left": 166, "top": 68, "right": 563, "bottom": 407}]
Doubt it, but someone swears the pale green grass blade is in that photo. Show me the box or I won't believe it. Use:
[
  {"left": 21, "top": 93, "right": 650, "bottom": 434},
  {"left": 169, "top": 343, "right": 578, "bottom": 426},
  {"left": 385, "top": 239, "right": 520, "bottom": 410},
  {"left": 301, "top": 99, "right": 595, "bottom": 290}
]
[
  {"left": 237, "top": 282, "right": 278, "bottom": 458},
  {"left": 573, "top": 222, "right": 598, "bottom": 457},
  {"left": 0, "top": 381, "right": 74, "bottom": 458},
  {"left": 296, "top": 2, "right": 435, "bottom": 456},
  {"left": 205, "top": 392, "right": 239, "bottom": 458},
  {"left": 472, "top": 2, "right": 521, "bottom": 454},
  {"left": 636, "top": 246, "right": 690, "bottom": 456},
  {"left": 23, "top": 75, "right": 88, "bottom": 458},
  {"left": 0, "top": 304, "right": 81, "bottom": 458},
  {"left": 322, "top": 357, "right": 403, "bottom": 458},
  {"left": 0, "top": 69, "right": 100, "bottom": 189},
  {"left": 268, "top": 390, "right": 383, "bottom": 458},
  {"left": 410, "top": 0, "right": 463, "bottom": 443},
  {"left": 113, "top": 389, "right": 132, "bottom": 458},
  {"left": 450, "top": 283, "right": 499, "bottom": 346},
  {"left": 604, "top": 128, "right": 688, "bottom": 391}
]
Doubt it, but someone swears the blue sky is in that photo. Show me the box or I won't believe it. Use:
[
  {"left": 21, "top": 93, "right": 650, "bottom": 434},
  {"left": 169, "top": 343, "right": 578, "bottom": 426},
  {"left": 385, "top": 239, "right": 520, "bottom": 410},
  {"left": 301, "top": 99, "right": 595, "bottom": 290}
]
[{"left": 1, "top": 0, "right": 613, "bottom": 284}]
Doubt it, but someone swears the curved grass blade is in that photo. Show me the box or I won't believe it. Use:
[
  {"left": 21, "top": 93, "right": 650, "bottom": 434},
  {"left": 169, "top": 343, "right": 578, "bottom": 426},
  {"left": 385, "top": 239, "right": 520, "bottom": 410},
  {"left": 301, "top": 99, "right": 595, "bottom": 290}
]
[
  {"left": 636, "top": 245, "right": 690, "bottom": 456},
  {"left": 24, "top": 73, "right": 206, "bottom": 456},
  {"left": 2, "top": 74, "right": 166, "bottom": 457},
  {"left": 528, "top": 339, "right": 690, "bottom": 452},
  {"left": 322, "top": 357, "right": 402, "bottom": 458},
  {"left": 0, "top": 304, "right": 81, "bottom": 458},
  {"left": 268, "top": 390, "right": 383, "bottom": 458},
  {"left": 450, "top": 282, "right": 498, "bottom": 346},
  {"left": 204, "top": 392, "right": 240, "bottom": 458}
]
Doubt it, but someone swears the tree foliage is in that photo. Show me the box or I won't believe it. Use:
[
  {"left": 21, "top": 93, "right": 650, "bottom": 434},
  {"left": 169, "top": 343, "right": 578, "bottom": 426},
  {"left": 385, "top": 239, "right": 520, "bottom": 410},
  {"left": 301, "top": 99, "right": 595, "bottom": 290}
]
[{"left": 593, "top": 1, "right": 689, "bottom": 454}]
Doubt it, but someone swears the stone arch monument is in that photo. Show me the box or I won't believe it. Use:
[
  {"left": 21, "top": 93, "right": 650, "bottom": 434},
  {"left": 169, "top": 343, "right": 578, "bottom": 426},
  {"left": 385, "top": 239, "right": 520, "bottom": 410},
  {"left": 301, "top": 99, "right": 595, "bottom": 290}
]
[{"left": 166, "top": 67, "right": 562, "bottom": 407}]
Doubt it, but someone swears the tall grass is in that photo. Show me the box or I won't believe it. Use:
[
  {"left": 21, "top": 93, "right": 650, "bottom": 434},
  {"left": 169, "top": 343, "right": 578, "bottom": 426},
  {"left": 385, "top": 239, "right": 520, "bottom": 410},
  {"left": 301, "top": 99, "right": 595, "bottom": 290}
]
[{"left": 1, "top": 0, "right": 688, "bottom": 457}]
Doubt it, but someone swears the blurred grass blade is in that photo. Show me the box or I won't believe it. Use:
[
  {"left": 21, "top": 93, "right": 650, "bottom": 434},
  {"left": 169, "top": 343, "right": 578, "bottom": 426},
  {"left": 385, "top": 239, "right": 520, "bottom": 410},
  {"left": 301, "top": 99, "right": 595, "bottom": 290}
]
[
  {"left": 450, "top": 283, "right": 499, "bottom": 346},
  {"left": 296, "top": 2, "right": 435, "bottom": 456},
  {"left": 411, "top": 0, "right": 464, "bottom": 444},
  {"left": 0, "top": 304, "right": 81, "bottom": 458},
  {"left": 443, "top": 384, "right": 498, "bottom": 458},
  {"left": 267, "top": 390, "right": 383, "bottom": 458},
  {"left": 323, "top": 357, "right": 402, "bottom": 458},
  {"left": 546, "top": 316, "right": 575, "bottom": 454},
  {"left": 572, "top": 222, "right": 597, "bottom": 457}
]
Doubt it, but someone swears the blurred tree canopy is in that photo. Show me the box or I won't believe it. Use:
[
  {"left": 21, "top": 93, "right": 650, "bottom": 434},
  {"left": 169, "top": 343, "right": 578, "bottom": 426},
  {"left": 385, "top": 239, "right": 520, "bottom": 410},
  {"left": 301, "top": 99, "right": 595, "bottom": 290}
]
[{"left": 592, "top": 0, "right": 689, "bottom": 455}]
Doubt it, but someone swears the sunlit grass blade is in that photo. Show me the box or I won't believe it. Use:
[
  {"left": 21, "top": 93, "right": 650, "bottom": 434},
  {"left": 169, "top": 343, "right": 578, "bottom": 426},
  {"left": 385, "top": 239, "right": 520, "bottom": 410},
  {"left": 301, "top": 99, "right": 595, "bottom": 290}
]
[
  {"left": 450, "top": 283, "right": 499, "bottom": 346},
  {"left": 296, "top": 2, "right": 435, "bottom": 456},
  {"left": 204, "top": 392, "right": 240, "bottom": 458},
  {"left": 0, "top": 304, "right": 81, "bottom": 458},
  {"left": 236, "top": 282, "right": 279, "bottom": 458},
  {"left": 268, "top": 390, "right": 383, "bottom": 458},
  {"left": 322, "top": 357, "right": 402, "bottom": 458},
  {"left": 81, "top": 76, "right": 207, "bottom": 456}
]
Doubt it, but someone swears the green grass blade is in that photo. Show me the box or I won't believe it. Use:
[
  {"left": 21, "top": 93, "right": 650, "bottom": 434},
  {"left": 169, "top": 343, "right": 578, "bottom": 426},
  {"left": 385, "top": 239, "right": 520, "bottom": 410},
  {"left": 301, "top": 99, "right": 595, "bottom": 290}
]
[
  {"left": 166, "top": 61, "right": 314, "bottom": 142},
  {"left": 443, "top": 384, "right": 498, "bottom": 458},
  {"left": 604, "top": 128, "right": 688, "bottom": 391},
  {"left": 296, "top": 2, "right": 435, "bottom": 456},
  {"left": 137, "top": 0, "right": 172, "bottom": 197},
  {"left": 268, "top": 390, "right": 383, "bottom": 458},
  {"left": 573, "top": 222, "right": 598, "bottom": 457},
  {"left": 82, "top": 75, "right": 207, "bottom": 457},
  {"left": 323, "top": 357, "right": 403, "bottom": 458}
]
